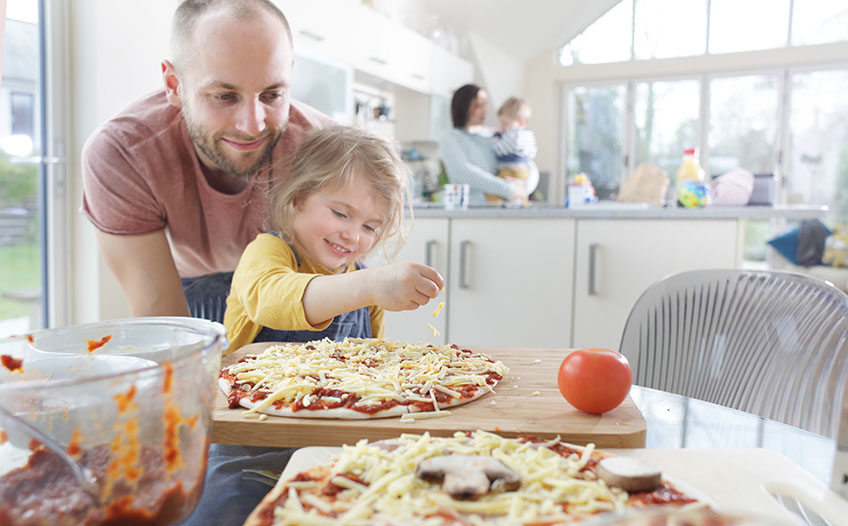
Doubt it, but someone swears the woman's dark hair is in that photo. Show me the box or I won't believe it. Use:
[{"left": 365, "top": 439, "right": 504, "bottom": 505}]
[{"left": 450, "top": 84, "right": 481, "bottom": 129}]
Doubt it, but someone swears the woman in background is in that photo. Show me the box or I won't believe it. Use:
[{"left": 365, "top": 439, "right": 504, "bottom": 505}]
[{"left": 439, "top": 84, "right": 537, "bottom": 203}]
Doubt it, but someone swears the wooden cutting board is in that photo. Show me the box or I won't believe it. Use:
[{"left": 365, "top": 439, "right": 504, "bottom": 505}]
[
  {"left": 277, "top": 447, "right": 848, "bottom": 524},
  {"left": 211, "top": 344, "right": 647, "bottom": 448}
]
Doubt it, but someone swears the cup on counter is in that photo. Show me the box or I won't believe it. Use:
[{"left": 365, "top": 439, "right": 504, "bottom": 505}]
[{"left": 443, "top": 184, "right": 469, "bottom": 209}]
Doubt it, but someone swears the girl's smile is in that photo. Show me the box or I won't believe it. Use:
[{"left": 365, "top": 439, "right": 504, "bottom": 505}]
[{"left": 291, "top": 173, "right": 385, "bottom": 270}]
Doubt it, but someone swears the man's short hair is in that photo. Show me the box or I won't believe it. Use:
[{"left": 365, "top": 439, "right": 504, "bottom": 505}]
[{"left": 170, "top": 0, "right": 292, "bottom": 72}]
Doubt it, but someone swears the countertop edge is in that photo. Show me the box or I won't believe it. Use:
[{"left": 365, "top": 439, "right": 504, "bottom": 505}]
[{"left": 410, "top": 205, "right": 828, "bottom": 220}]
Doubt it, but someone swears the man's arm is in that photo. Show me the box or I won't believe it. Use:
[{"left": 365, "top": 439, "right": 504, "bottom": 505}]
[{"left": 95, "top": 229, "right": 190, "bottom": 317}]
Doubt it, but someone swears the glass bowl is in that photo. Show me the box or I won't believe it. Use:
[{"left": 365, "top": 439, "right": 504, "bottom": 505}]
[{"left": 0, "top": 317, "right": 227, "bottom": 526}]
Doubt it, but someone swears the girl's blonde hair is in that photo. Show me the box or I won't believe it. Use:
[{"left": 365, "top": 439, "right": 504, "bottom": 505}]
[{"left": 270, "top": 125, "right": 411, "bottom": 257}]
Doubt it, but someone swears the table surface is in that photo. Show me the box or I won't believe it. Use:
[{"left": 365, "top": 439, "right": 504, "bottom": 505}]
[
  {"left": 630, "top": 386, "right": 836, "bottom": 487},
  {"left": 211, "top": 344, "right": 648, "bottom": 449},
  {"left": 184, "top": 384, "right": 839, "bottom": 526}
]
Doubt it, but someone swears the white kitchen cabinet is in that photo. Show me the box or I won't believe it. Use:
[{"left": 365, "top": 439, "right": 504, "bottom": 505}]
[
  {"left": 571, "top": 219, "right": 742, "bottom": 351},
  {"left": 386, "top": 25, "right": 433, "bottom": 94},
  {"left": 366, "top": 218, "right": 450, "bottom": 344},
  {"left": 368, "top": 218, "right": 576, "bottom": 348},
  {"left": 447, "top": 219, "right": 575, "bottom": 348},
  {"left": 276, "top": 0, "right": 356, "bottom": 63},
  {"left": 430, "top": 45, "right": 473, "bottom": 97},
  {"left": 276, "top": 0, "right": 470, "bottom": 98}
]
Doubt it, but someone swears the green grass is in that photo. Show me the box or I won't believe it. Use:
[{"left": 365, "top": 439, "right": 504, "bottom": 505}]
[{"left": 0, "top": 242, "right": 40, "bottom": 319}]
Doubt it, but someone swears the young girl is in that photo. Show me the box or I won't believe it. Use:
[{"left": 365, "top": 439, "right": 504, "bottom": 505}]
[{"left": 223, "top": 125, "right": 444, "bottom": 350}]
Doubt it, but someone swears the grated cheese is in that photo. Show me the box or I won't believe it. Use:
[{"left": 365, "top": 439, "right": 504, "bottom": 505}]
[
  {"left": 399, "top": 410, "right": 452, "bottom": 422},
  {"left": 224, "top": 338, "right": 508, "bottom": 415},
  {"left": 268, "top": 431, "right": 647, "bottom": 525},
  {"left": 432, "top": 302, "right": 445, "bottom": 317}
]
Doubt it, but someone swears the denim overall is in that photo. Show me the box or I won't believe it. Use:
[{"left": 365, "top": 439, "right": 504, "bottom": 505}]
[{"left": 252, "top": 241, "right": 372, "bottom": 343}]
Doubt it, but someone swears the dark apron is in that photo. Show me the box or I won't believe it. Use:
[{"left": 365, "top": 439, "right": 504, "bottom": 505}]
[{"left": 252, "top": 240, "right": 372, "bottom": 343}]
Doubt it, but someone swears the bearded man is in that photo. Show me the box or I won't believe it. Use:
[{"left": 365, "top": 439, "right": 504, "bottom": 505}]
[{"left": 82, "top": 0, "right": 330, "bottom": 316}]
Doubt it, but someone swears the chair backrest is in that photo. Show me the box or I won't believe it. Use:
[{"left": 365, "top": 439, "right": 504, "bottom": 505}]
[{"left": 619, "top": 269, "right": 848, "bottom": 438}]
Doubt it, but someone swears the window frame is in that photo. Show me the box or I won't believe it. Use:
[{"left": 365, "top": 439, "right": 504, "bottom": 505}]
[
  {"left": 41, "top": 0, "right": 70, "bottom": 328},
  {"left": 554, "top": 46, "right": 848, "bottom": 206}
]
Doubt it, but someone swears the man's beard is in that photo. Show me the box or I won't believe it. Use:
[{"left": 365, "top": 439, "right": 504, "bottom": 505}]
[{"left": 184, "top": 114, "right": 285, "bottom": 180}]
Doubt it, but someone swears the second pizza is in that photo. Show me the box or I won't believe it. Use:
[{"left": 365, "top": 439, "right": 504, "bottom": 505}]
[{"left": 219, "top": 338, "right": 509, "bottom": 419}]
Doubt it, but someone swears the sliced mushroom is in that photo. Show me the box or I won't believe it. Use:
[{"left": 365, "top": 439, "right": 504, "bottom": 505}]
[
  {"left": 416, "top": 454, "right": 521, "bottom": 500},
  {"left": 597, "top": 457, "right": 662, "bottom": 492}
]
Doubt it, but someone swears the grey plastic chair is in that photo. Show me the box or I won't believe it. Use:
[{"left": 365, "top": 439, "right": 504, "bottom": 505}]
[{"left": 619, "top": 269, "right": 848, "bottom": 499}]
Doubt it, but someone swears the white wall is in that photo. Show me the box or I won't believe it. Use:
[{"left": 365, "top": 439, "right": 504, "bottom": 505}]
[
  {"left": 466, "top": 31, "right": 524, "bottom": 129},
  {"left": 67, "top": 0, "right": 176, "bottom": 323},
  {"left": 524, "top": 51, "right": 558, "bottom": 202}
]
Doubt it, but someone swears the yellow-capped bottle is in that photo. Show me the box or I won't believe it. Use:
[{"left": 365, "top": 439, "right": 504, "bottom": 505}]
[{"left": 676, "top": 148, "right": 705, "bottom": 184}]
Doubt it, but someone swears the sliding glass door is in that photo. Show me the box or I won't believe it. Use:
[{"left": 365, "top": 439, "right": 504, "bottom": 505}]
[{"left": 0, "top": 0, "right": 44, "bottom": 336}]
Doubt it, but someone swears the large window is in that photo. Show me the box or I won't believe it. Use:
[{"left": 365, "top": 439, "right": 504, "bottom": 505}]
[
  {"left": 1, "top": 0, "right": 45, "bottom": 336},
  {"left": 564, "top": 85, "right": 626, "bottom": 199},
  {"left": 707, "top": 74, "right": 780, "bottom": 177},
  {"left": 10, "top": 91, "right": 34, "bottom": 137},
  {"left": 558, "top": 0, "right": 848, "bottom": 226},
  {"left": 634, "top": 0, "right": 707, "bottom": 60},
  {"left": 791, "top": 0, "right": 848, "bottom": 47},
  {"left": 633, "top": 79, "right": 700, "bottom": 175},
  {"left": 708, "top": 0, "right": 791, "bottom": 54},
  {"left": 558, "top": 0, "right": 632, "bottom": 66},
  {"left": 560, "top": 0, "right": 846, "bottom": 65},
  {"left": 788, "top": 69, "right": 848, "bottom": 222}
]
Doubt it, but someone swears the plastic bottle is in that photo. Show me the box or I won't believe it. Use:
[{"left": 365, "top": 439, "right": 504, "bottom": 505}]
[
  {"left": 675, "top": 148, "right": 709, "bottom": 208},
  {"left": 566, "top": 173, "right": 597, "bottom": 207},
  {"left": 675, "top": 148, "right": 705, "bottom": 184}
]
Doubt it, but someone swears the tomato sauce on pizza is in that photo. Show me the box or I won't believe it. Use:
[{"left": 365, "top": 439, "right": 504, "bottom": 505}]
[
  {"left": 244, "top": 430, "right": 705, "bottom": 526},
  {"left": 218, "top": 338, "right": 508, "bottom": 419}
]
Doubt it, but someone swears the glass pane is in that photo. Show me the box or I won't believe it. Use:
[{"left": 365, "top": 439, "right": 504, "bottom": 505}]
[
  {"left": 559, "top": 0, "right": 632, "bottom": 66},
  {"left": 634, "top": 79, "right": 700, "bottom": 176},
  {"left": 634, "top": 0, "right": 707, "bottom": 59},
  {"left": 708, "top": 75, "right": 779, "bottom": 178},
  {"left": 792, "top": 0, "right": 848, "bottom": 46},
  {"left": 1, "top": 0, "right": 43, "bottom": 337},
  {"left": 565, "top": 84, "right": 626, "bottom": 199},
  {"left": 709, "top": 0, "right": 790, "bottom": 54},
  {"left": 788, "top": 69, "right": 848, "bottom": 223}
]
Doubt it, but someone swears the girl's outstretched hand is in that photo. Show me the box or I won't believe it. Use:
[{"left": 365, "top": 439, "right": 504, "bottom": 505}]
[{"left": 367, "top": 262, "right": 444, "bottom": 311}]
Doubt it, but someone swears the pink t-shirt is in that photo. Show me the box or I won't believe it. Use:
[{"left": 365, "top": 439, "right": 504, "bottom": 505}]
[{"left": 81, "top": 90, "right": 331, "bottom": 278}]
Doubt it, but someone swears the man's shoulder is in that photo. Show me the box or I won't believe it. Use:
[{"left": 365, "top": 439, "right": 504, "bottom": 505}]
[
  {"left": 83, "top": 90, "right": 184, "bottom": 158},
  {"left": 288, "top": 99, "right": 334, "bottom": 131}
]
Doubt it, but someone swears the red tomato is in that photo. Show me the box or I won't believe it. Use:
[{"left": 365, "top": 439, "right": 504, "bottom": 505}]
[{"left": 557, "top": 348, "right": 632, "bottom": 414}]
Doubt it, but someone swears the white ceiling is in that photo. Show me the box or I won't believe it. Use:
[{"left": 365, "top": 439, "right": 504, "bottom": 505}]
[{"left": 407, "top": 0, "right": 619, "bottom": 63}]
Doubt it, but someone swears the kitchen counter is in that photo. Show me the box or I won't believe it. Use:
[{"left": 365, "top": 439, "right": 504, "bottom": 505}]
[
  {"left": 411, "top": 202, "right": 828, "bottom": 220},
  {"left": 375, "top": 204, "right": 829, "bottom": 351}
]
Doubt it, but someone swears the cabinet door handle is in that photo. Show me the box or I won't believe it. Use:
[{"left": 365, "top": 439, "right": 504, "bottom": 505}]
[
  {"left": 425, "top": 240, "right": 437, "bottom": 268},
  {"left": 459, "top": 240, "right": 471, "bottom": 289},
  {"left": 588, "top": 243, "right": 600, "bottom": 296}
]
